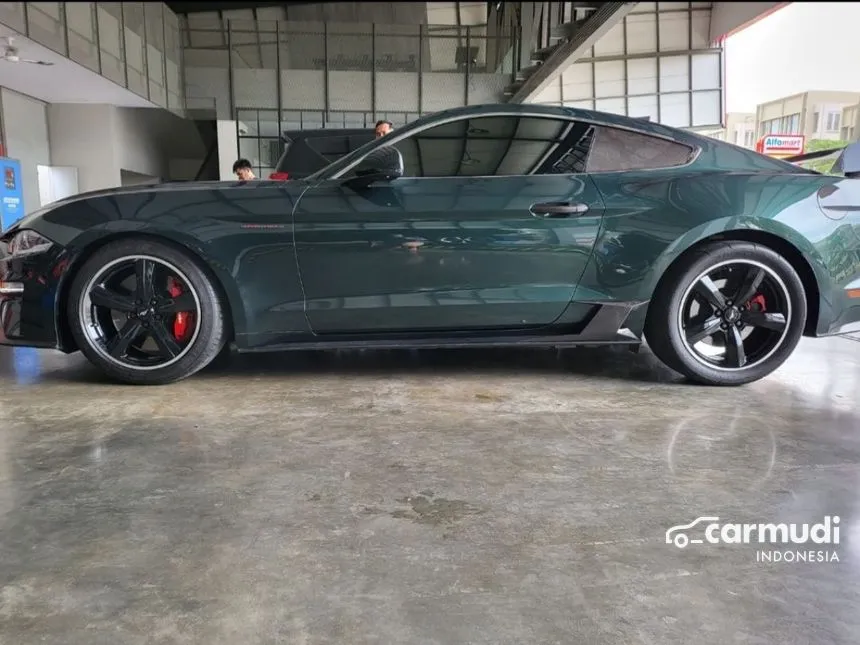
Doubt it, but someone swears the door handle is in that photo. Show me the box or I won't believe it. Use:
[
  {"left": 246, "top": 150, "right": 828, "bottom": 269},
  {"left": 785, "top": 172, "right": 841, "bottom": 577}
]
[{"left": 529, "top": 202, "right": 590, "bottom": 217}]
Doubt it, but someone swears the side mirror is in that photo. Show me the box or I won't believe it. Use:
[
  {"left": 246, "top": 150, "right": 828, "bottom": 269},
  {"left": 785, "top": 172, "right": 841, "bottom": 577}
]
[{"left": 346, "top": 145, "right": 404, "bottom": 188}]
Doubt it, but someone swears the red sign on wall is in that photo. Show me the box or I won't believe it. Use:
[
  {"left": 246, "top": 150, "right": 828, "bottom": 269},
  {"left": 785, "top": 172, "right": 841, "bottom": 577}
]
[{"left": 755, "top": 134, "right": 805, "bottom": 158}]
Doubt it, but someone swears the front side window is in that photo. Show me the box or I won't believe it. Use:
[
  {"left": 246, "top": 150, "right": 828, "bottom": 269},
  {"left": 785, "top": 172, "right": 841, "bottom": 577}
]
[
  {"left": 379, "top": 115, "right": 596, "bottom": 178},
  {"left": 586, "top": 126, "right": 695, "bottom": 173}
]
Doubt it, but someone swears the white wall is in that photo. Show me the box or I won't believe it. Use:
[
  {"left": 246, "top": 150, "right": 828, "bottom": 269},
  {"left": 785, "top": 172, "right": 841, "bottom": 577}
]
[
  {"left": 169, "top": 158, "right": 204, "bottom": 181},
  {"left": 217, "top": 120, "right": 239, "bottom": 180},
  {"left": 37, "top": 165, "right": 79, "bottom": 205},
  {"left": 0, "top": 88, "right": 51, "bottom": 213},
  {"left": 47, "top": 103, "right": 206, "bottom": 193},
  {"left": 47, "top": 104, "right": 121, "bottom": 191},
  {"left": 115, "top": 108, "right": 168, "bottom": 180}
]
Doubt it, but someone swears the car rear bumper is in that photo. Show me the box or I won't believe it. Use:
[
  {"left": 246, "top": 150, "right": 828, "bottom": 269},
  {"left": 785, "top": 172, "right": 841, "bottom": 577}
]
[{"left": 0, "top": 237, "right": 65, "bottom": 349}]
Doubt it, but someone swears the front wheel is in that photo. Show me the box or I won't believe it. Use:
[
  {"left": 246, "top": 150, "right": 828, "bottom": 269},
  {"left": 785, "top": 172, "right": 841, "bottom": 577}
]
[
  {"left": 644, "top": 241, "right": 807, "bottom": 386},
  {"left": 67, "top": 238, "right": 228, "bottom": 385}
]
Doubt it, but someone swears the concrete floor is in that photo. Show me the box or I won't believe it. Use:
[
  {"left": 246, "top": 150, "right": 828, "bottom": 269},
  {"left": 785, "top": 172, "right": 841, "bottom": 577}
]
[{"left": 0, "top": 336, "right": 859, "bottom": 644}]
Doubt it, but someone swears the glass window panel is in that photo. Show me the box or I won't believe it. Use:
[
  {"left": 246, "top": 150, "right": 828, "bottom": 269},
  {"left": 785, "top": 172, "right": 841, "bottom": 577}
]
[
  {"left": 26, "top": 1, "right": 66, "bottom": 54},
  {"left": 97, "top": 3, "right": 125, "bottom": 85},
  {"left": 237, "top": 110, "right": 259, "bottom": 135},
  {"left": 258, "top": 111, "right": 281, "bottom": 137},
  {"left": 122, "top": 2, "right": 147, "bottom": 97},
  {"left": 587, "top": 126, "right": 694, "bottom": 172},
  {"left": 66, "top": 2, "right": 98, "bottom": 72},
  {"left": 238, "top": 137, "right": 261, "bottom": 165},
  {"left": 259, "top": 138, "right": 283, "bottom": 166},
  {"left": 66, "top": 2, "right": 94, "bottom": 40},
  {"left": 0, "top": 2, "right": 26, "bottom": 33},
  {"left": 97, "top": 3, "right": 122, "bottom": 57},
  {"left": 357, "top": 115, "right": 596, "bottom": 178},
  {"left": 144, "top": 2, "right": 164, "bottom": 93}
]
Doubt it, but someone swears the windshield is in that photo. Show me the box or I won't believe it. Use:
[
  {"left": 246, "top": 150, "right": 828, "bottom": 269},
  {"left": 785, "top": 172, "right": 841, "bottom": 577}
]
[{"left": 304, "top": 111, "right": 447, "bottom": 181}]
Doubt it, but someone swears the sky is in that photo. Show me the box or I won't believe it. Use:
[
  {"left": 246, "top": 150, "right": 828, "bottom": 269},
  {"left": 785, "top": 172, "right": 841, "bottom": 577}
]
[{"left": 724, "top": 2, "right": 860, "bottom": 113}]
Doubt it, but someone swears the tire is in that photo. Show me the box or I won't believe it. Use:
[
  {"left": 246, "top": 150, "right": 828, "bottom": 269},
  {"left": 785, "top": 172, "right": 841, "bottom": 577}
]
[
  {"left": 67, "top": 237, "right": 228, "bottom": 385},
  {"left": 644, "top": 241, "right": 807, "bottom": 386}
]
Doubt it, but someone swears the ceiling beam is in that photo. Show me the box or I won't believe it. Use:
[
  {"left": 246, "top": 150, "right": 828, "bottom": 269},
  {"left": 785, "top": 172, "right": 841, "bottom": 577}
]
[{"left": 165, "top": 1, "right": 319, "bottom": 15}]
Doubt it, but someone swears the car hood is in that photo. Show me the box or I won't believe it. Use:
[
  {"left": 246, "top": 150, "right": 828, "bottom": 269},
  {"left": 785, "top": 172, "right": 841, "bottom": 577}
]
[{"left": 6, "top": 179, "right": 308, "bottom": 234}]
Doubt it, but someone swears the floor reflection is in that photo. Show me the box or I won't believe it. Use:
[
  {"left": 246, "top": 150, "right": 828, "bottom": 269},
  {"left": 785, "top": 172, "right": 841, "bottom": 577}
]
[{"left": 0, "top": 337, "right": 859, "bottom": 644}]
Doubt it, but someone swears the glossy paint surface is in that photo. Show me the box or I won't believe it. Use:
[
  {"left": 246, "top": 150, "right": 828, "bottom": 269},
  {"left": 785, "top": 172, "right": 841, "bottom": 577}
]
[
  {"left": 1, "top": 103, "right": 860, "bottom": 352},
  {"left": 294, "top": 174, "right": 605, "bottom": 333}
]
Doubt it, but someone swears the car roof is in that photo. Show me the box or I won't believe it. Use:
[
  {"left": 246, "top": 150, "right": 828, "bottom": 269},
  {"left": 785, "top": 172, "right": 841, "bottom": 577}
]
[
  {"left": 416, "top": 103, "right": 696, "bottom": 144},
  {"left": 394, "top": 103, "right": 811, "bottom": 173}
]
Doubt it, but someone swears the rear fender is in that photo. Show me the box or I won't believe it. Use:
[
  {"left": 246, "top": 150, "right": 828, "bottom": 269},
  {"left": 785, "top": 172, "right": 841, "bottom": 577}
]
[{"left": 638, "top": 216, "right": 834, "bottom": 335}]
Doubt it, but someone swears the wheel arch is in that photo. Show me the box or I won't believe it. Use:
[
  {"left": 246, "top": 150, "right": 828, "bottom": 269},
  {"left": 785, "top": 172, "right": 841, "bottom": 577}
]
[
  {"left": 646, "top": 228, "right": 823, "bottom": 337},
  {"left": 55, "top": 231, "right": 244, "bottom": 352}
]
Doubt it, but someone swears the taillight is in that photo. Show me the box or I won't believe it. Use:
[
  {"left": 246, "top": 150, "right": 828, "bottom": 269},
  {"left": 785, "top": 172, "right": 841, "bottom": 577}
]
[{"left": 269, "top": 171, "right": 290, "bottom": 181}]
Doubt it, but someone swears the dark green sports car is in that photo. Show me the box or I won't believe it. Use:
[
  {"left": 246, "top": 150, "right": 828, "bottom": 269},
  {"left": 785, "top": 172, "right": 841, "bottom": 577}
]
[{"left": 1, "top": 104, "right": 859, "bottom": 386}]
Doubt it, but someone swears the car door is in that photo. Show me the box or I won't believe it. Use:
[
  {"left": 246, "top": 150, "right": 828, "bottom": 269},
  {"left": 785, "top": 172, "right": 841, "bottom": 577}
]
[{"left": 292, "top": 113, "right": 607, "bottom": 335}]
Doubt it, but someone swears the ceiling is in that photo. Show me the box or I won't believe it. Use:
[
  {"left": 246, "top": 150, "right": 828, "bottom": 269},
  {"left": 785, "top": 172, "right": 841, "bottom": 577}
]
[
  {"left": 0, "top": 26, "right": 154, "bottom": 107},
  {"left": 165, "top": 1, "right": 325, "bottom": 14}
]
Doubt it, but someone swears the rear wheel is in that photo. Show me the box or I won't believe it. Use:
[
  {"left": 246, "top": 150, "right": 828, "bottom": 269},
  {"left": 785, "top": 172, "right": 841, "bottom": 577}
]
[
  {"left": 67, "top": 238, "right": 227, "bottom": 385},
  {"left": 644, "top": 241, "right": 807, "bottom": 386}
]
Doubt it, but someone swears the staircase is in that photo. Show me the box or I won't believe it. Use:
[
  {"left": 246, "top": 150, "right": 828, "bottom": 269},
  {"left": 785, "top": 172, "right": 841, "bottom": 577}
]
[{"left": 503, "top": 2, "right": 605, "bottom": 100}]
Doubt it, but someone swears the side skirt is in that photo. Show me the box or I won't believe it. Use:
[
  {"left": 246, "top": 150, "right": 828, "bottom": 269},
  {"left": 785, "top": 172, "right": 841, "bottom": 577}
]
[{"left": 234, "top": 301, "right": 647, "bottom": 353}]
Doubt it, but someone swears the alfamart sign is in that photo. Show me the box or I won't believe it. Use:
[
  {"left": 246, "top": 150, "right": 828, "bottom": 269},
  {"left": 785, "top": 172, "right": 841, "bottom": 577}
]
[
  {"left": 666, "top": 515, "right": 841, "bottom": 563},
  {"left": 756, "top": 134, "right": 805, "bottom": 158}
]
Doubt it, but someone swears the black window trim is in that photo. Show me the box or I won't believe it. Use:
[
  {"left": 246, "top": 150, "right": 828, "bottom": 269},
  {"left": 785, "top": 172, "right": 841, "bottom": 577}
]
[{"left": 326, "top": 111, "right": 702, "bottom": 181}]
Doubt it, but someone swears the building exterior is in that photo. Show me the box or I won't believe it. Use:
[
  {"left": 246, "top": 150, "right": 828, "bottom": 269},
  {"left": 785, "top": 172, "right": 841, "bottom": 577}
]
[
  {"left": 726, "top": 111, "right": 757, "bottom": 148},
  {"left": 755, "top": 90, "right": 860, "bottom": 142},
  {"left": 842, "top": 103, "right": 859, "bottom": 142},
  {"left": 701, "top": 111, "right": 756, "bottom": 148}
]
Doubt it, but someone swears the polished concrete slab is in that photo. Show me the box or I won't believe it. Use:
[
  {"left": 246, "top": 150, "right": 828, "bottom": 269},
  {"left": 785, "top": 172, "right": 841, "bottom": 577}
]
[{"left": 0, "top": 337, "right": 859, "bottom": 644}]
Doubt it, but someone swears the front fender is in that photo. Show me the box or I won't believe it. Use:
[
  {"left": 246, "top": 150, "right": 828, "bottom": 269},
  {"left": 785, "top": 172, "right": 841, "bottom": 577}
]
[{"left": 30, "top": 219, "right": 252, "bottom": 348}]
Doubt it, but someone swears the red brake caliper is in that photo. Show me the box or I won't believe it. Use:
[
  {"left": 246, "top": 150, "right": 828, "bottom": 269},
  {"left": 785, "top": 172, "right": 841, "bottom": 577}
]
[
  {"left": 167, "top": 276, "right": 194, "bottom": 342},
  {"left": 748, "top": 294, "right": 767, "bottom": 312}
]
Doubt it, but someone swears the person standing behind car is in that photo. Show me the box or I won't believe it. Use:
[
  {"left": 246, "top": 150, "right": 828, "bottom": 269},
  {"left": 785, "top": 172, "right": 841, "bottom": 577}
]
[
  {"left": 375, "top": 120, "right": 393, "bottom": 139},
  {"left": 232, "top": 158, "right": 256, "bottom": 181}
]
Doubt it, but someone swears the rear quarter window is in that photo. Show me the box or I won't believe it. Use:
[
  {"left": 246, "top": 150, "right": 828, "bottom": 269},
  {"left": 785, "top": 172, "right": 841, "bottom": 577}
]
[{"left": 587, "top": 126, "right": 695, "bottom": 172}]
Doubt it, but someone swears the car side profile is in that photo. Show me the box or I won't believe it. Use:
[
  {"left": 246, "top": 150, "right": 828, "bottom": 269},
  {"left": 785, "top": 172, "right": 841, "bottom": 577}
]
[{"left": 1, "top": 103, "right": 859, "bottom": 386}]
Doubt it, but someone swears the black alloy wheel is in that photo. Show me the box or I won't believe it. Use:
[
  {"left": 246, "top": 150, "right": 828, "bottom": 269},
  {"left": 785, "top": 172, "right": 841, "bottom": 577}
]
[
  {"left": 644, "top": 241, "right": 807, "bottom": 386},
  {"left": 68, "top": 238, "right": 227, "bottom": 385},
  {"left": 678, "top": 259, "right": 790, "bottom": 371},
  {"left": 80, "top": 255, "right": 201, "bottom": 369}
]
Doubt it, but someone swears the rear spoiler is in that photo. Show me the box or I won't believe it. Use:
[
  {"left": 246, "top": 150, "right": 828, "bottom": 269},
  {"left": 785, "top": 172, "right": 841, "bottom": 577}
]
[{"left": 784, "top": 147, "right": 845, "bottom": 163}]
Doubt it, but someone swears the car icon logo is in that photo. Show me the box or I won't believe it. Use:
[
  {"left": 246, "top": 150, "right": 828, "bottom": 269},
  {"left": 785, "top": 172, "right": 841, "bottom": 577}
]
[{"left": 665, "top": 516, "right": 720, "bottom": 548}]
